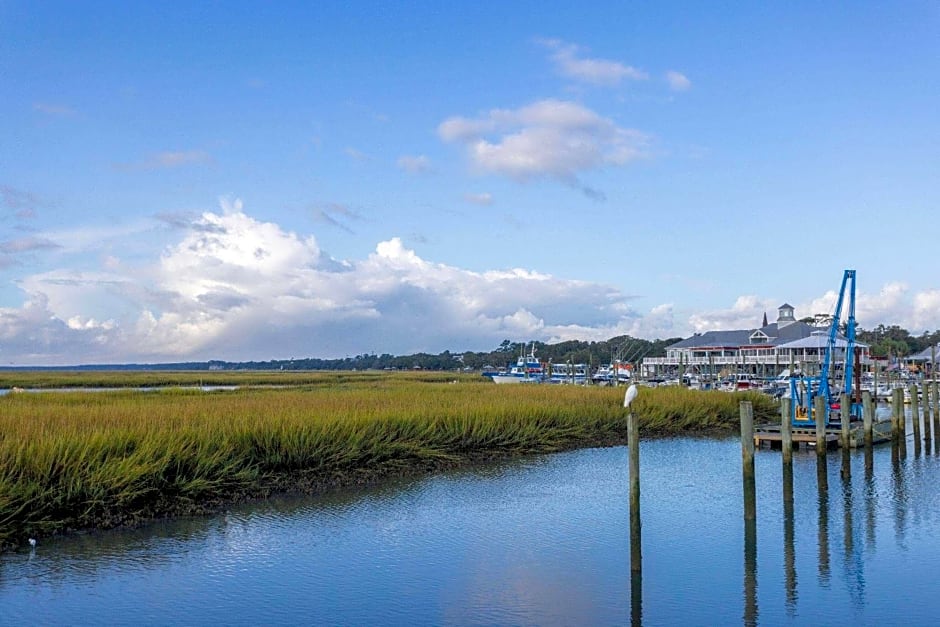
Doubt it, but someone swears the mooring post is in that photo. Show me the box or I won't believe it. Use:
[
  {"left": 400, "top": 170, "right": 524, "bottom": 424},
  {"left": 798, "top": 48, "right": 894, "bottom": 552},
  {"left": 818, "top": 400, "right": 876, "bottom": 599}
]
[
  {"left": 934, "top": 376, "right": 940, "bottom": 455},
  {"left": 840, "top": 392, "right": 852, "bottom": 449},
  {"left": 626, "top": 385, "right": 641, "bottom": 574},
  {"left": 740, "top": 401, "right": 756, "bottom": 521},
  {"left": 815, "top": 394, "right": 827, "bottom": 456},
  {"left": 897, "top": 388, "right": 907, "bottom": 459},
  {"left": 781, "top": 397, "right": 793, "bottom": 464},
  {"left": 910, "top": 383, "right": 921, "bottom": 456},
  {"left": 924, "top": 382, "right": 933, "bottom": 450},
  {"left": 862, "top": 390, "right": 873, "bottom": 449},
  {"left": 890, "top": 387, "right": 900, "bottom": 443}
]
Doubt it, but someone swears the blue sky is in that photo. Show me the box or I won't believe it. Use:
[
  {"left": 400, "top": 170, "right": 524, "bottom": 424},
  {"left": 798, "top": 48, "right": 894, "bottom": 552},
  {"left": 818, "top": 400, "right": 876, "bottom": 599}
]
[{"left": 1, "top": 2, "right": 938, "bottom": 364}]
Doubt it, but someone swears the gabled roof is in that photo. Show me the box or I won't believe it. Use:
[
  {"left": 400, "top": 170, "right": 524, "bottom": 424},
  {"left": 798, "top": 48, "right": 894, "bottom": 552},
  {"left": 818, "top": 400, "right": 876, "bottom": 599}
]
[
  {"left": 668, "top": 320, "right": 819, "bottom": 350},
  {"left": 909, "top": 344, "right": 940, "bottom": 361}
]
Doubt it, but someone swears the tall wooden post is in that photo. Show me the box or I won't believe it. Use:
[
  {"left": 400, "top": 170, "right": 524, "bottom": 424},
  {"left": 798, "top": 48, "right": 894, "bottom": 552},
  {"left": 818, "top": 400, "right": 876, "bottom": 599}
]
[
  {"left": 910, "top": 383, "right": 921, "bottom": 456},
  {"left": 815, "top": 394, "right": 827, "bottom": 457},
  {"left": 897, "top": 388, "right": 907, "bottom": 459},
  {"left": 890, "top": 387, "right": 900, "bottom": 443},
  {"left": 924, "top": 382, "right": 933, "bottom": 451},
  {"left": 740, "top": 401, "right": 756, "bottom": 521},
  {"left": 628, "top": 408, "right": 641, "bottom": 573},
  {"left": 863, "top": 390, "right": 874, "bottom": 475},
  {"left": 781, "top": 397, "right": 793, "bottom": 464},
  {"left": 740, "top": 400, "right": 757, "bottom": 627},
  {"left": 840, "top": 392, "right": 851, "bottom": 480}
]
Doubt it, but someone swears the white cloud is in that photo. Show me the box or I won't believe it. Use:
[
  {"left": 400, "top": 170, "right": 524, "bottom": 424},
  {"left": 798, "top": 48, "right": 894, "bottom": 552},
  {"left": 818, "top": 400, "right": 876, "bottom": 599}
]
[
  {"left": 540, "top": 39, "right": 647, "bottom": 86},
  {"left": 464, "top": 192, "right": 493, "bottom": 205},
  {"left": 33, "top": 102, "right": 76, "bottom": 117},
  {"left": 396, "top": 154, "right": 431, "bottom": 173},
  {"left": 0, "top": 201, "right": 645, "bottom": 364},
  {"left": 665, "top": 70, "right": 691, "bottom": 92},
  {"left": 344, "top": 147, "right": 371, "bottom": 162},
  {"left": 8, "top": 202, "right": 940, "bottom": 366},
  {"left": 117, "top": 150, "right": 213, "bottom": 171},
  {"left": 438, "top": 99, "right": 648, "bottom": 187}
]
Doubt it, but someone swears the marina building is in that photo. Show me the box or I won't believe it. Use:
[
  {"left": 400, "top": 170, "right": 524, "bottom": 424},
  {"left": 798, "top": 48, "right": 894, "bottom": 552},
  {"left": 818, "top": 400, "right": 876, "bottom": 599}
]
[{"left": 641, "top": 303, "right": 870, "bottom": 378}]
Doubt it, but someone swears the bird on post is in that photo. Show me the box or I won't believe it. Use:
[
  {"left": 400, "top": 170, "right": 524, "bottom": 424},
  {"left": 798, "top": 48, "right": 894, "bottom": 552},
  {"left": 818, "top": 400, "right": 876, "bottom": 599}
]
[{"left": 624, "top": 383, "right": 638, "bottom": 409}]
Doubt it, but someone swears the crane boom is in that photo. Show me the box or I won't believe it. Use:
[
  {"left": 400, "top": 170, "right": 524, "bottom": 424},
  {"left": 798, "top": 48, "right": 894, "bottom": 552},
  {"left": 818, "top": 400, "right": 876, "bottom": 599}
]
[{"left": 790, "top": 269, "right": 859, "bottom": 427}]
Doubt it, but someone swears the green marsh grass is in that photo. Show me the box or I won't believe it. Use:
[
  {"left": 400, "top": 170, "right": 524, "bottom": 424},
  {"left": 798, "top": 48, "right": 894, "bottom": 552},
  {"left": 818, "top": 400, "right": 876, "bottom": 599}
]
[{"left": 0, "top": 376, "right": 777, "bottom": 549}]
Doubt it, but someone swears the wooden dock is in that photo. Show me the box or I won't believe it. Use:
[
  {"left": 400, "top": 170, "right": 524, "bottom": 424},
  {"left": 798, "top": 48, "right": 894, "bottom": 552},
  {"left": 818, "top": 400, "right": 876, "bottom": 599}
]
[{"left": 754, "top": 421, "right": 892, "bottom": 450}]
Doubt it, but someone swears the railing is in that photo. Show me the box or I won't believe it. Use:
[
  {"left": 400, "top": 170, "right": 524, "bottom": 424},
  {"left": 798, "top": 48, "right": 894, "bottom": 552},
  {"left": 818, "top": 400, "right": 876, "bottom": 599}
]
[{"left": 643, "top": 354, "right": 871, "bottom": 367}]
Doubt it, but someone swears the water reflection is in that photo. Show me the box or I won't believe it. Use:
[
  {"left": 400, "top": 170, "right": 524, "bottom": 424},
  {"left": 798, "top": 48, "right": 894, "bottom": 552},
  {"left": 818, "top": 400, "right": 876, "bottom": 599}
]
[
  {"left": 816, "top": 456, "right": 830, "bottom": 587},
  {"left": 782, "top": 462, "right": 797, "bottom": 613},
  {"left": 6, "top": 439, "right": 940, "bottom": 624},
  {"left": 743, "top": 504, "right": 758, "bottom": 626}
]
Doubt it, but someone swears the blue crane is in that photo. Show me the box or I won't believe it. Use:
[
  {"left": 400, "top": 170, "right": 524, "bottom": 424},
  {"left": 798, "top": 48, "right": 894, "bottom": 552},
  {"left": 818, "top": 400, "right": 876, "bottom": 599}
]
[{"left": 790, "top": 269, "right": 861, "bottom": 427}]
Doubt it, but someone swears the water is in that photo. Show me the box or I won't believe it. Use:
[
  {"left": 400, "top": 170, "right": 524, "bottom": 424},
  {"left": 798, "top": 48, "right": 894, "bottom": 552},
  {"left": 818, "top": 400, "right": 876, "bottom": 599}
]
[{"left": 3, "top": 435, "right": 940, "bottom": 625}]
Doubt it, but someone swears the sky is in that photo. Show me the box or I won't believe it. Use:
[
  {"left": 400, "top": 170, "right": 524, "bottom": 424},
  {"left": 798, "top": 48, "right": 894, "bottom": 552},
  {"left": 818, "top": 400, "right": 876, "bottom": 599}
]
[{"left": 1, "top": 2, "right": 938, "bottom": 365}]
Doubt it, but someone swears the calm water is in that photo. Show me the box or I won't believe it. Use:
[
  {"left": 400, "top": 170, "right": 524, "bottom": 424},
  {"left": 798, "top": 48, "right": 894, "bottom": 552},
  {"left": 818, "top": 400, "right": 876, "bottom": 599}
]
[{"left": 3, "top": 432, "right": 940, "bottom": 625}]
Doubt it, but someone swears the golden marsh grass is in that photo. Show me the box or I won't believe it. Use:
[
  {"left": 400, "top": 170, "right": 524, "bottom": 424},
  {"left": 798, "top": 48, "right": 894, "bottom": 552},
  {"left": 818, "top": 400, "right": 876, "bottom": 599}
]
[{"left": 0, "top": 374, "right": 777, "bottom": 549}]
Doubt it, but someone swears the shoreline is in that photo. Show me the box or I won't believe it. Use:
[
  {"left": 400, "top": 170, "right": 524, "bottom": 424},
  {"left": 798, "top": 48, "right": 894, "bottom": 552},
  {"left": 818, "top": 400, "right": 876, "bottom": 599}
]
[{"left": 2, "top": 428, "right": 747, "bottom": 553}]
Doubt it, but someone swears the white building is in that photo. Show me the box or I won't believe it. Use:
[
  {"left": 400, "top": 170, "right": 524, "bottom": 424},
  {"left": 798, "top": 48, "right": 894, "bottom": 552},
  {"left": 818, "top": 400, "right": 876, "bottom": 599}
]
[{"left": 642, "top": 304, "right": 869, "bottom": 377}]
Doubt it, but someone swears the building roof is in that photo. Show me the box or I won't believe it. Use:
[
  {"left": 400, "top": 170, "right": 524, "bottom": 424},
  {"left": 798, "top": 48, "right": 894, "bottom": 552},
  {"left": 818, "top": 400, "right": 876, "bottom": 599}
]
[
  {"left": 909, "top": 344, "right": 940, "bottom": 361},
  {"left": 668, "top": 320, "right": 820, "bottom": 350},
  {"left": 776, "top": 332, "right": 869, "bottom": 350}
]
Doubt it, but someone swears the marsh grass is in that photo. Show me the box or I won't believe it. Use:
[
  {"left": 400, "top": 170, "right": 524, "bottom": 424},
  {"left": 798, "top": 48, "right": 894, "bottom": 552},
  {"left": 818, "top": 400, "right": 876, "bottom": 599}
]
[{"left": 0, "top": 376, "right": 777, "bottom": 549}]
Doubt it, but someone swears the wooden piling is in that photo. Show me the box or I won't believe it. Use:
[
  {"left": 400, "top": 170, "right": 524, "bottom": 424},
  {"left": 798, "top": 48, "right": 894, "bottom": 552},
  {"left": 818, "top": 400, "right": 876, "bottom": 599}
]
[
  {"left": 840, "top": 392, "right": 851, "bottom": 448},
  {"left": 862, "top": 391, "right": 873, "bottom": 449},
  {"left": 924, "top": 382, "right": 933, "bottom": 449},
  {"left": 815, "top": 394, "right": 827, "bottom": 456},
  {"left": 628, "top": 408, "right": 641, "bottom": 573},
  {"left": 890, "top": 388, "right": 900, "bottom": 443},
  {"left": 897, "top": 388, "right": 907, "bottom": 459},
  {"left": 781, "top": 397, "right": 793, "bottom": 464},
  {"left": 910, "top": 383, "right": 921, "bottom": 456},
  {"left": 740, "top": 401, "right": 756, "bottom": 521}
]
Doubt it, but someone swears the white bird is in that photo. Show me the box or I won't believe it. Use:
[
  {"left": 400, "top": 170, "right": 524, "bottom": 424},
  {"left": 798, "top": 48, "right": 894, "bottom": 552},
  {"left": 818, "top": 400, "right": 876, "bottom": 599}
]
[
  {"left": 623, "top": 383, "right": 638, "bottom": 409},
  {"left": 28, "top": 538, "right": 36, "bottom": 548}
]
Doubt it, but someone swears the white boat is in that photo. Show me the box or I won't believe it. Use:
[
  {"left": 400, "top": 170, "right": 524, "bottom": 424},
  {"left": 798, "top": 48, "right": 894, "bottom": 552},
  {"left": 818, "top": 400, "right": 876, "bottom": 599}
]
[
  {"left": 591, "top": 363, "right": 632, "bottom": 384},
  {"left": 549, "top": 362, "right": 588, "bottom": 385},
  {"left": 490, "top": 344, "right": 545, "bottom": 384}
]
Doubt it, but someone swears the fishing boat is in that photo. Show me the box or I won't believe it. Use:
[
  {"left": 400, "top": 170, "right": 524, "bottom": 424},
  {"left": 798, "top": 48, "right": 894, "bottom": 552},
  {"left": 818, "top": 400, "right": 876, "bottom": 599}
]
[{"left": 490, "top": 344, "right": 545, "bottom": 384}]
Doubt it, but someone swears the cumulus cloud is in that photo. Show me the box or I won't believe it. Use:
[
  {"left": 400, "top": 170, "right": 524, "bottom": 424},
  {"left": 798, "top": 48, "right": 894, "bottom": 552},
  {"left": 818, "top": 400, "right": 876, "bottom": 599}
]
[
  {"left": 396, "top": 154, "right": 431, "bottom": 173},
  {"left": 665, "top": 70, "right": 691, "bottom": 92},
  {"left": 438, "top": 99, "right": 648, "bottom": 192},
  {"left": 540, "top": 39, "right": 647, "bottom": 86},
  {"left": 8, "top": 201, "right": 940, "bottom": 366},
  {"left": 0, "top": 200, "right": 647, "bottom": 364}
]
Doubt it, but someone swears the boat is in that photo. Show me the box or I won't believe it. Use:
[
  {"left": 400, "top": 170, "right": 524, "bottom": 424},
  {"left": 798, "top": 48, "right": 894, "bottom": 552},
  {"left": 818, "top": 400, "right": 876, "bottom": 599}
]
[
  {"left": 591, "top": 363, "right": 632, "bottom": 385},
  {"left": 490, "top": 344, "right": 545, "bottom": 384},
  {"left": 548, "top": 362, "right": 588, "bottom": 385},
  {"left": 719, "top": 373, "right": 762, "bottom": 392}
]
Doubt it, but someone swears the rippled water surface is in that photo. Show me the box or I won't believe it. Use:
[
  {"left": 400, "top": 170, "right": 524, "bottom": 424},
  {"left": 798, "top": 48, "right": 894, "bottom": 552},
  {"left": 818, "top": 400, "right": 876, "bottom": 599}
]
[{"left": 4, "top": 433, "right": 940, "bottom": 625}]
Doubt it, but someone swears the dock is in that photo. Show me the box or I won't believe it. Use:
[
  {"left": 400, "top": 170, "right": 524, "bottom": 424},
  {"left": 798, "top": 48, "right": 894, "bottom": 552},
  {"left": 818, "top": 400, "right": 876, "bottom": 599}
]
[{"left": 754, "top": 421, "right": 893, "bottom": 450}]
